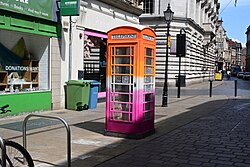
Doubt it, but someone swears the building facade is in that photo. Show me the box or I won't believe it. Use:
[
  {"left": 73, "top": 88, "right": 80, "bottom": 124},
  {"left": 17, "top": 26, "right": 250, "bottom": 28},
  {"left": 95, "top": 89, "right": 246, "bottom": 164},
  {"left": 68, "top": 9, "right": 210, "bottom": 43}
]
[
  {"left": 0, "top": 1, "right": 61, "bottom": 113},
  {"left": 215, "top": 19, "right": 228, "bottom": 72},
  {"left": 59, "top": 0, "right": 144, "bottom": 108},
  {"left": 235, "top": 42, "right": 242, "bottom": 66},
  {"left": 0, "top": 0, "right": 145, "bottom": 112},
  {"left": 246, "top": 26, "right": 250, "bottom": 72},
  {"left": 140, "top": 0, "right": 220, "bottom": 86},
  {"left": 227, "top": 39, "right": 242, "bottom": 68},
  {"left": 215, "top": 19, "right": 244, "bottom": 73},
  {"left": 241, "top": 47, "right": 246, "bottom": 71}
]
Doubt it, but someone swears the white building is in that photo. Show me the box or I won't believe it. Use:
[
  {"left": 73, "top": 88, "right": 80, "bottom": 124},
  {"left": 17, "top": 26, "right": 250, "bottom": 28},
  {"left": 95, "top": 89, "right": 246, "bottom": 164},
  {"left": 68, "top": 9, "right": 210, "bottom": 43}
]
[
  {"left": 215, "top": 19, "right": 230, "bottom": 71},
  {"left": 140, "top": 0, "right": 220, "bottom": 86},
  {"left": 57, "top": 0, "right": 144, "bottom": 108}
]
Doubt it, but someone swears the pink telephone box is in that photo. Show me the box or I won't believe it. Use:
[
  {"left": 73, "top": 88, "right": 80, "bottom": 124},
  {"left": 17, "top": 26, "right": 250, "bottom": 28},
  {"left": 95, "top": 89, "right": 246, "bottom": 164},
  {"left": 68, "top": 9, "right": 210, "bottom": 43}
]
[{"left": 105, "top": 25, "right": 156, "bottom": 138}]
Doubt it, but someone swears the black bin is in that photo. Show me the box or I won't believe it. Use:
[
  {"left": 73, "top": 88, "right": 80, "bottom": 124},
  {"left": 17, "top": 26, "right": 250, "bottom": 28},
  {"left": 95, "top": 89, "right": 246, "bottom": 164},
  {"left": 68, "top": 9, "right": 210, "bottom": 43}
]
[{"left": 176, "top": 75, "right": 186, "bottom": 87}]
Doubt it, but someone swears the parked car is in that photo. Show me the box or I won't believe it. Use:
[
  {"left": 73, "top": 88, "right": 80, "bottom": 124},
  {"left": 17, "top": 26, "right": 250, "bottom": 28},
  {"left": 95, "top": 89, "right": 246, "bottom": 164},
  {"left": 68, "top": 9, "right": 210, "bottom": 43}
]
[
  {"left": 237, "top": 72, "right": 245, "bottom": 79},
  {"left": 231, "top": 66, "right": 242, "bottom": 77},
  {"left": 242, "top": 72, "right": 250, "bottom": 80}
]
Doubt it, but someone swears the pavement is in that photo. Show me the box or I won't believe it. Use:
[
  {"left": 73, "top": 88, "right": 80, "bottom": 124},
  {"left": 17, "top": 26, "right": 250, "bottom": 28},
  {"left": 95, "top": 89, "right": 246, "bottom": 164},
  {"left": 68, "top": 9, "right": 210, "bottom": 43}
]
[{"left": 1, "top": 78, "right": 250, "bottom": 167}]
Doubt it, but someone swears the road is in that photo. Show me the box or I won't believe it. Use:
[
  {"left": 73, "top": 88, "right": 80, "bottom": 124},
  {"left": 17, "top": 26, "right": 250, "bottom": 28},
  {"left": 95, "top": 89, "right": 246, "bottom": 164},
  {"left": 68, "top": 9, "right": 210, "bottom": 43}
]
[{"left": 96, "top": 79, "right": 250, "bottom": 167}]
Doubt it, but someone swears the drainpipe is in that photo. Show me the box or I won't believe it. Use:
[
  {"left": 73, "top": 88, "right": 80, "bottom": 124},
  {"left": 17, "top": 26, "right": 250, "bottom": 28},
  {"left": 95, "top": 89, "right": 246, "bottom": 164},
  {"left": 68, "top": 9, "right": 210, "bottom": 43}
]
[{"left": 69, "top": 16, "right": 72, "bottom": 80}]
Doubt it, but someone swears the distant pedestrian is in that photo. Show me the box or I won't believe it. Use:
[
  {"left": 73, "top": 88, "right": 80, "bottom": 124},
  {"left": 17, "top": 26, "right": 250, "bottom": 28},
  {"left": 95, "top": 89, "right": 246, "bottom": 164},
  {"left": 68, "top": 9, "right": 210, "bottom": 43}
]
[{"left": 227, "top": 70, "right": 231, "bottom": 80}]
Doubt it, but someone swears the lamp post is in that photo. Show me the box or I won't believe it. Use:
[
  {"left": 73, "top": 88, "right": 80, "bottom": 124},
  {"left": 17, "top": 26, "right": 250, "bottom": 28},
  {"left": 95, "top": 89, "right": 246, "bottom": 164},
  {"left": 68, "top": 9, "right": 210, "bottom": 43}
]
[{"left": 162, "top": 3, "right": 174, "bottom": 107}]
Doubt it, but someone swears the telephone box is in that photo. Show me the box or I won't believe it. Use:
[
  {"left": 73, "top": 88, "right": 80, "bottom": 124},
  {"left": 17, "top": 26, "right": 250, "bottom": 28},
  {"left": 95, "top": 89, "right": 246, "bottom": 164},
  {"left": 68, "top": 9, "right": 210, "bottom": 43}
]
[{"left": 105, "top": 25, "right": 156, "bottom": 138}]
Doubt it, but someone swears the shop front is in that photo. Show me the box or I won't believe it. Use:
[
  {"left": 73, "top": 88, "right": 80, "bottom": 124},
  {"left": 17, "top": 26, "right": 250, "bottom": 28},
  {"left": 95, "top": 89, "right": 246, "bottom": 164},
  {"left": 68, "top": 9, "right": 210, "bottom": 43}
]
[
  {"left": 76, "top": 0, "right": 143, "bottom": 101},
  {"left": 0, "top": 0, "right": 60, "bottom": 115},
  {"left": 83, "top": 29, "right": 107, "bottom": 96}
]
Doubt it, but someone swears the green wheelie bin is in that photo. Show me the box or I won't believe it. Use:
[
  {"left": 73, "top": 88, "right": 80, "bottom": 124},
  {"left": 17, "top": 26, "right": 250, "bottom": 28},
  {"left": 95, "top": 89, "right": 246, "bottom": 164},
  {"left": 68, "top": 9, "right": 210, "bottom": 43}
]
[{"left": 66, "top": 80, "right": 90, "bottom": 111}]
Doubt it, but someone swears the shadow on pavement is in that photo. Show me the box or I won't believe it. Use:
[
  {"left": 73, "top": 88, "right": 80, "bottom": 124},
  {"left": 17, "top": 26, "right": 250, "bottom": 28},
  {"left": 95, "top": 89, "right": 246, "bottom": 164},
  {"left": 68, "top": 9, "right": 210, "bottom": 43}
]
[
  {"left": 74, "top": 121, "right": 105, "bottom": 135},
  {"left": 53, "top": 98, "right": 250, "bottom": 167}
]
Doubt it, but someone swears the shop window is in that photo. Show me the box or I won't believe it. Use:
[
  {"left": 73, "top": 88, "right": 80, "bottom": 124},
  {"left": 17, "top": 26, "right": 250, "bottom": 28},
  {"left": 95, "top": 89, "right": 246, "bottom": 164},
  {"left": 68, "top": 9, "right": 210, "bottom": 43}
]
[{"left": 0, "top": 34, "right": 49, "bottom": 93}]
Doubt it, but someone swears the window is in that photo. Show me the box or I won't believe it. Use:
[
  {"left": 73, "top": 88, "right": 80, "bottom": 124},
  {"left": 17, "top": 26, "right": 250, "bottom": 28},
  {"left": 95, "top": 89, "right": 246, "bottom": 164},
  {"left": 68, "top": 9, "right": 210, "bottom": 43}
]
[
  {"left": 143, "top": 0, "right": 153, "bottom": 14},
  {"left": 110, "top": 46, "right": 134, "bottom": 122},
  {"left": 0, "top": 34, "right": 50, "bottom": 93}
]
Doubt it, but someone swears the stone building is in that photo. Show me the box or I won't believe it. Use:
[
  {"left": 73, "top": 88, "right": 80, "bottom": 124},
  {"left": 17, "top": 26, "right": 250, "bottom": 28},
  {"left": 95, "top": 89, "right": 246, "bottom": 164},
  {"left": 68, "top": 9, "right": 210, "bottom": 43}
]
[
  {"left": 241, "top": 47, "right": 246, "bottom": 71},
  {"left": 215, "top": 19, "right": 243, "bottom": 72},
  {"left": 246, "top": 26, "right": 250, "bottom": 71},
  {"left": 215, "top": 19, "right": 229, "bottom": 71},
  {"left": 235, "top": 42, "right": 242, "bottom": 66},
  {"left": 140, "top": 0, "right": 220, "bottom": 85},
  {"left": 227, "top": 39, "right": 242, "bottom": 67}
]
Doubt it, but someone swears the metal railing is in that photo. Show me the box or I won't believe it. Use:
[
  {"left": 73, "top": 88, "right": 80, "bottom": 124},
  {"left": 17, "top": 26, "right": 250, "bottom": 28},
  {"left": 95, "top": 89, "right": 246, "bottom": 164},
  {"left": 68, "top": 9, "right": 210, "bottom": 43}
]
[{"left": 23, "top": 114, "right": 71, "bottom": 167}]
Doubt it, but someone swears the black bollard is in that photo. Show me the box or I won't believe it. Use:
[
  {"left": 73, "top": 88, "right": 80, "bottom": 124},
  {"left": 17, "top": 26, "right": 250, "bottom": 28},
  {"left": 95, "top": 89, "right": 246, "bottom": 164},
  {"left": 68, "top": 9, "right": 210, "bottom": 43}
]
[
  {"left": 209, "top": 80, "right": 212, "bottom": 97},
  {"left": 235, "top": 79, "right": 237, "bottom": 97},
  {"left": 177, "top": 75, "right": 181, "bottom": 98}
]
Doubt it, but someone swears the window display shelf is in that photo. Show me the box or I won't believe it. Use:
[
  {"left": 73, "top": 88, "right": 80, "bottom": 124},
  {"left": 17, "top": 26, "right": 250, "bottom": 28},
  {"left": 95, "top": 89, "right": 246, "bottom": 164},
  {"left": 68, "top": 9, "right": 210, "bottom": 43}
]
[
  {"left": 8, "top": 80, "right": 33, "bottom": 92},
  {"left": 22, "top": 60, "right": 39, "bottom": 87},
  {"left": 0, "top": 71, "right": 8, "bottom": 90}
]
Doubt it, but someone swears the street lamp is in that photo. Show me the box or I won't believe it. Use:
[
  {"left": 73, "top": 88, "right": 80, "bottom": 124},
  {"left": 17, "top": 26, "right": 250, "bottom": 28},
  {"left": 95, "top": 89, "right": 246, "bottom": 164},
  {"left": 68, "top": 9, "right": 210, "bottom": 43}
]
[{"left": 162, "top": 3, "right": 174, "bottom": 107}]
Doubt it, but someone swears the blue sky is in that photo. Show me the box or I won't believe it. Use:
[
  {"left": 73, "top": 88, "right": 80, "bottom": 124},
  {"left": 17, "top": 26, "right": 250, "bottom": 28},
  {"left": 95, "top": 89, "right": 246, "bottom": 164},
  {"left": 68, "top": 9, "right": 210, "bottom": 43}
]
[{"left": 219, "top": 0, "right": 250, "bottom": 45}]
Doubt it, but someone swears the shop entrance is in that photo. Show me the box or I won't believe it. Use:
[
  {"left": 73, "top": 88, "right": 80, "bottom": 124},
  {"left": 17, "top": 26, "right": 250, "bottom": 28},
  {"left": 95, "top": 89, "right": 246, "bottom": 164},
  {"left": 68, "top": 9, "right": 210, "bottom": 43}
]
[{"left": 83, "top": 31, "right": 107, "bottom": 92}]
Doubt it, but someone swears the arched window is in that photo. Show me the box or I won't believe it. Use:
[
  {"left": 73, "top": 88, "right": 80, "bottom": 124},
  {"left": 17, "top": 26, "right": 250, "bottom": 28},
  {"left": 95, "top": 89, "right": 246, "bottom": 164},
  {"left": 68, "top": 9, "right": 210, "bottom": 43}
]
[{"left": 143, "top": 0, "right": 153, "bottom": 14}]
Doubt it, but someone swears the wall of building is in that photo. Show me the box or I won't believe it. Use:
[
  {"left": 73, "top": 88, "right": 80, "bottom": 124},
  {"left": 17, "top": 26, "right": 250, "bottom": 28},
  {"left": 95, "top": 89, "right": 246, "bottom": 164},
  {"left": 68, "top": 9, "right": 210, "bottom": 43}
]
[
  {"left": 246, "top": 26, "right": 250, "bottom": 71},
  {"left": 57, "top": 0, "right": 143, "bottom": 108},
  {"left": 140, "top": 0, "right": 219, "bottom": 86},
  {"left": 81, "top": 1, "right": 140, "bottom": 31},
  {"left": 241, "top": 47, "right": 246, "bottom": 70},
  {"left": 51, "top": 37, "right": 62, "bottom": 109}
]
